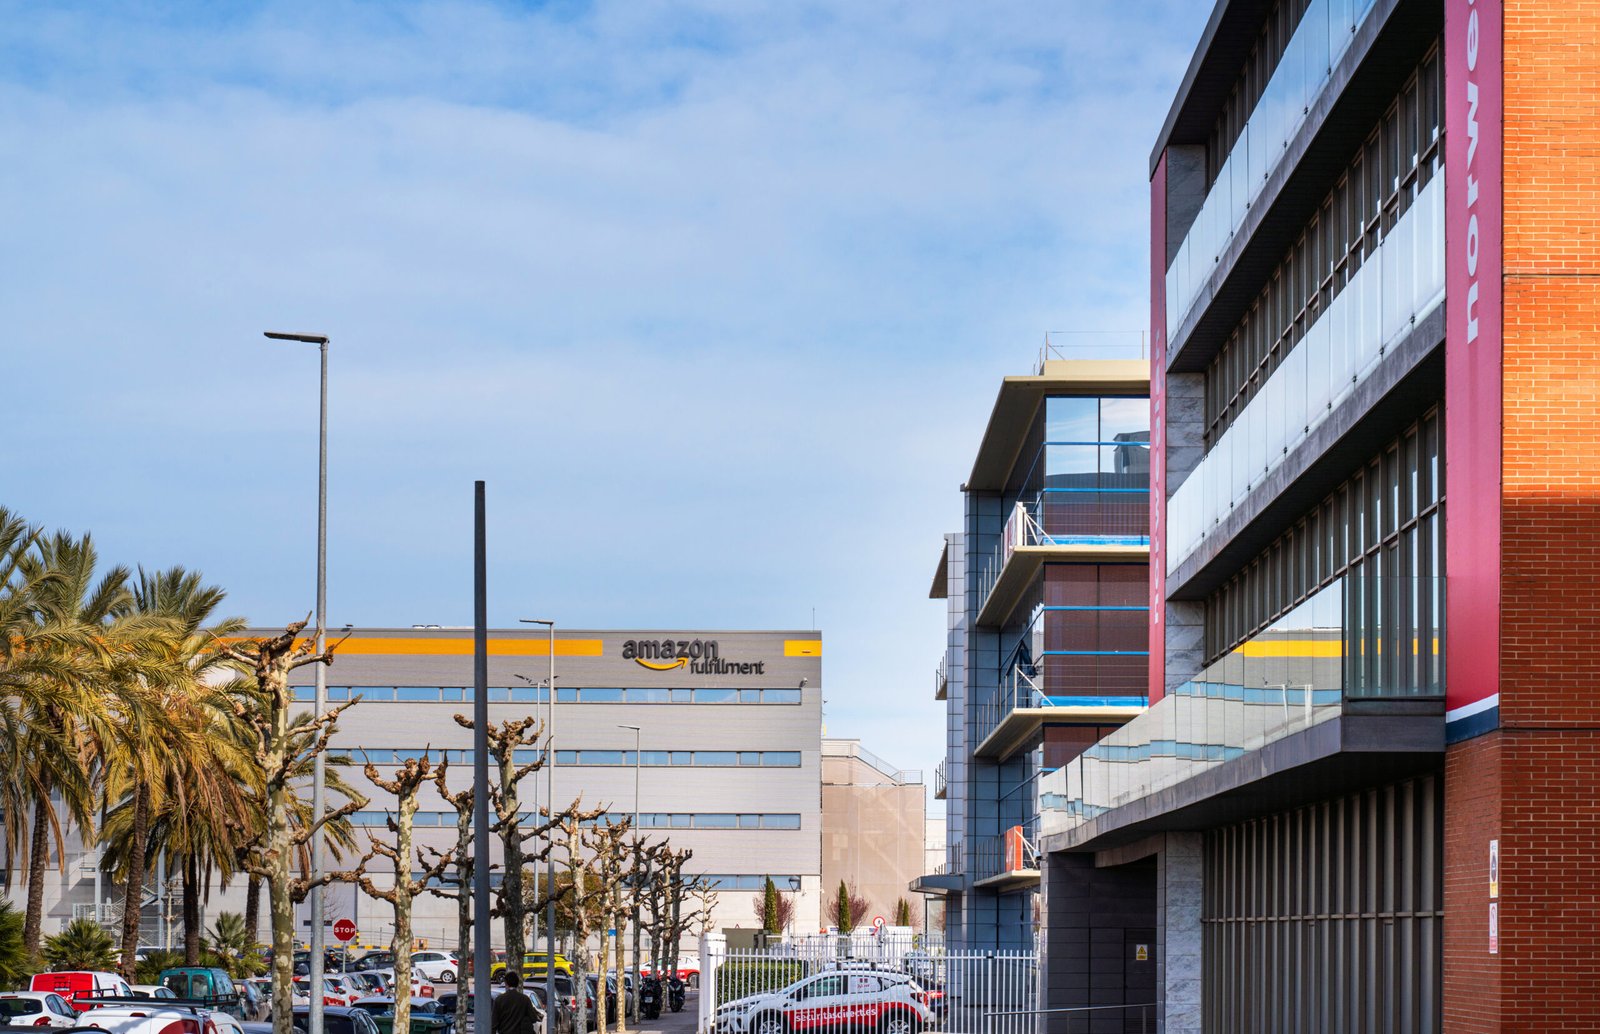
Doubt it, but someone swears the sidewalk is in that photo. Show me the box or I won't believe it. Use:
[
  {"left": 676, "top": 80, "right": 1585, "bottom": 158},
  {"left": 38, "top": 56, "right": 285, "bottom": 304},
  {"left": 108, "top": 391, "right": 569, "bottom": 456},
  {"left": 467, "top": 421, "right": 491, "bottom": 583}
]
[{"left": 626, "top": 990, "right": 700, "bottom": 1034}]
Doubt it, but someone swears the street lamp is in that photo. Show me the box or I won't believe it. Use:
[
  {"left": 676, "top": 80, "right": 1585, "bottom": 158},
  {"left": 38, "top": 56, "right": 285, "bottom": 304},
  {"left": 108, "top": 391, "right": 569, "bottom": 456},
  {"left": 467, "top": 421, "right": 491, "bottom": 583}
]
[
  {"left": 514, "top": 672, "right": 559, "bottom": 954},
  {"left": 264, "top": 330, "right": 330, "bottom": 1034},
  {"left": 787, "top": 877, "right": 800, "bottom": 942},
  {"left": 618, "top": 724, "right": 641, "bottom": 1014},
  {"left": 519, "top": 619, "right": 557, "bottom": 1016}
]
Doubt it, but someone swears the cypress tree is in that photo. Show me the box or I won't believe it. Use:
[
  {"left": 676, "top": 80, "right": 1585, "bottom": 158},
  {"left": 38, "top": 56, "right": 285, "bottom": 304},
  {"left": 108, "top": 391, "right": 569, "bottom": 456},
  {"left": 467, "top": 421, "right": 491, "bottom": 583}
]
[
  {"left": 836, "top": 880, "right": 854, "bottom": 933},
  {"left": 894, "top": 898, "right": 912, "bottom": 927},
  {"left": 762, "top": 877, "right": 781, "bottom": 934}
]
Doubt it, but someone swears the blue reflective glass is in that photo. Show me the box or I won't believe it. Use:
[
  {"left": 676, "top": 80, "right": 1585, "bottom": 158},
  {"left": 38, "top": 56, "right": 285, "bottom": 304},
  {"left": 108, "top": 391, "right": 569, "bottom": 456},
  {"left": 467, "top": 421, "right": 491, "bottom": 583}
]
[
  {"left": 764, "top": 689, "right": 801, "bottom": 704},
  {"left": 628, "top": 687, "right": 670, "bottom": 703},
  {"left": 669, "top": 752, "right": 692, "bottom": 766},
  {"left": 738, "top": 752, "right": 762, "bottom": 766},
  {"left": 762, "top": 752, "right": 801, "bottom": 767},
  {"left": 1045, "top": 397, "right": 1098, "bottom": 442},
  {"left": 584, "top": 750, "right": 625, "bottom": 765},
  {"left": 581, "top": 688, "right": 624, "bottom": 703},
  {"left": 763, "top": 815, "right": 801, "bottom": 829},
  {"left": 555, "top": 750, "right": 578, "bottom": 764},
  {"left": 696, "top": 814, "right": 736, "bottom": 828},
  {"left": 695, "top": 752, "right": 737, "bottom": 766},
  {"left": 397, "top": 687, "right": 440, "bottom": 702},
  {"left": 640, "top": 751, "right": 671, "bottom": 766},
  {"left": 738, "top": 815, "right": 762, "bottom": 829},
  {"left": 739, "top": 690, "right": 761, "bottom": 703},
  {"left": 696, "top": 689, "right": 737, "bottom": 704},
  {"left": 556, "top": 688, "right": 578, "bottom": 703}
]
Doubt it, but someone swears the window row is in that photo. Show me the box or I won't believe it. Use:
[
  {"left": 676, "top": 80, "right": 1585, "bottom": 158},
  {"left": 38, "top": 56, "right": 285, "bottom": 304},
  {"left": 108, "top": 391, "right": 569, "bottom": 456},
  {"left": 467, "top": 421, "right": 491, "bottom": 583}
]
[
  {"left": 1205, "top": 407, "right": 1443, "bottom": 662},
  {"left": 1204, "top": 44, "right": 1442, "bottom": 449},
  {"left": 1207, "top": 0, "right": 1315, "bottom": 187},
  {"left": 350, "top": 748, "right": 802, "bottom": 768},
  {"left": 292, "top": 686, "right": 804, "bottom": 705},
  {"left": 352, "top": 811, "right": 803, "bottom": 830}
]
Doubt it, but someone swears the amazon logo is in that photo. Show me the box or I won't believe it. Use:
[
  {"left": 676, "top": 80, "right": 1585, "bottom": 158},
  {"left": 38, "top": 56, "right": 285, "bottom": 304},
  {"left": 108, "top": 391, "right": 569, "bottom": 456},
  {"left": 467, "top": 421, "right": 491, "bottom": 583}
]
[{"left": 621, "top": 638, "right": 767, "bottom": 676}]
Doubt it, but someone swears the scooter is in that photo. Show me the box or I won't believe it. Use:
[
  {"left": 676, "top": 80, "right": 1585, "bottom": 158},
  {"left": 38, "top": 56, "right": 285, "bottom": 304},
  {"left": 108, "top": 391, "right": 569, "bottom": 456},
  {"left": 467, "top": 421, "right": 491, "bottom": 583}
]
[
  {"left": 666, "top": 976, "right": 685, "bottom": 1014},
  {"left": 638, "top": 977, "right": 662, "bottom": 1020}
]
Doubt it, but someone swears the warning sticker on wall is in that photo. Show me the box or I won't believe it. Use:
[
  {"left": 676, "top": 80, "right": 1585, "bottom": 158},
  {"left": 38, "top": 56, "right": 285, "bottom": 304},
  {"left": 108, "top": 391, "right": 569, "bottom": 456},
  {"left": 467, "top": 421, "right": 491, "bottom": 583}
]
[{"left": 1135, "top": 944, "right": 1149, "bottom": 962}]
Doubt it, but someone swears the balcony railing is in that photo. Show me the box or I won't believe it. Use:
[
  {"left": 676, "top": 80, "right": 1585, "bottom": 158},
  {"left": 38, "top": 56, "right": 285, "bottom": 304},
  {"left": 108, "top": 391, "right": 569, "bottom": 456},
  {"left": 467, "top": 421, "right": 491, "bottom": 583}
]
[
  {"left": 934, "top": 759, "right": 948, "bottom": 800},
  {"left": 935, "top": 657, "right": 948, "bottom": 700},
  {"left": 1167, "top": 171, "right": 1444, "bottom": 571},
  {"left": 1040, "top": 573, "right": 1443, "bottom": 839},
  {"left": 977, "top": 495, "right": 1151, "bottom": 615},
  {"left": 1166, "top": 0, "right": 1381, "bottom": 340},
  {"left": 934, "top": 837, "right": 965, "bottom": 877},
  {"left": 973, "top": 821, "right": 1041, "bottom": 883}
]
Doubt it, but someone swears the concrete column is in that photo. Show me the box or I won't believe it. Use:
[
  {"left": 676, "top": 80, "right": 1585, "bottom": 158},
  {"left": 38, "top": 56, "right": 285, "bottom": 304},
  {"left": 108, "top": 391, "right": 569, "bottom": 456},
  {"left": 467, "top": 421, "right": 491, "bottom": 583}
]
[
  {"left": 1163, "top": 370, "right": 1207, "bottom": 692},
  {"left": 1156, "top": 834, "right": 1203, "bottom": 1034}
]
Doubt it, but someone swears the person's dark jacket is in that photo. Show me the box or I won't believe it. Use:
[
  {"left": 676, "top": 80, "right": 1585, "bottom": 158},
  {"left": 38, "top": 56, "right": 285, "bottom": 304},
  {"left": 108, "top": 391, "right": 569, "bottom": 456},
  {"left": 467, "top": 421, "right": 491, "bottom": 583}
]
[{"left": 491, "top": 988, "right": 538, "bottom": 1034}]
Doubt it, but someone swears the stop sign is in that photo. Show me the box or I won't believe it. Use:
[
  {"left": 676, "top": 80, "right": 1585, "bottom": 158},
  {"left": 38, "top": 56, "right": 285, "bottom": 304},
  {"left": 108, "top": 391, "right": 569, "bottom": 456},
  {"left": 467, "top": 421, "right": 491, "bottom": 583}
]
[{"left": 332, "top": 918, "right": 357, "bottom": 943}]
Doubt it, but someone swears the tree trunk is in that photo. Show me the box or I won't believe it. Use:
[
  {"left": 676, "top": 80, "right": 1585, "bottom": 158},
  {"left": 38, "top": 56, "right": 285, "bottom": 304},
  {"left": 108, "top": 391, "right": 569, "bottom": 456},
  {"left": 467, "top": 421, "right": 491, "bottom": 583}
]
[
  {"left": 568, "top": 824, "right": 588, "bottom": 1034},
  {"left": 267, "top": 781, "right": 297, "bottom": 1034},
  {"left": 244, "top": 875, "right": 261, "bottom": 948},
  {"left": 119, "top": 786, "right": 151, "bottom": 981},
  {"left": 183, "top": 853, "right": 201, "bottom": 964},
  {"left": 23, "top": 795, "right": 51, "bottom": 955},
  {"left": 613, "top": 889, "right": 627, "bottom": 1034},
  {"left": 452, "top": 810, "right": 471, "bottom": 1034},
  {"left": 498, "top": 752, "right": 525, "bottom": 970}
]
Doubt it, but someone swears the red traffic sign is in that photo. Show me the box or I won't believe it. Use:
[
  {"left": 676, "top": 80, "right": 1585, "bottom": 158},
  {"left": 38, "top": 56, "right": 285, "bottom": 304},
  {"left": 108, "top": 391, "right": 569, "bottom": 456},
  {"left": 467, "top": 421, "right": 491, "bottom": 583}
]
[
  {"left": 871, "top": 916, "right": 886, "bottom": 929},
  {"left": 332, "top": 918, "right": 358, "bottom": 942}
]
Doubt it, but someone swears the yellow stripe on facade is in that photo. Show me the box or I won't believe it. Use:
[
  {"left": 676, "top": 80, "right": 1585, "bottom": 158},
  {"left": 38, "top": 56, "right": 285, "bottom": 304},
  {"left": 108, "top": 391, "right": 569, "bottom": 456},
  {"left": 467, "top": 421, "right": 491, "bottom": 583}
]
[
  {"left": 224, "top": 637, "right": 604, "bottom": 657},
  {"left": 783, "top": 640, "right": 823, "bottom": 657},
  {"left": 1235, "top": 640, "right": 1345, "bottom": 658}
]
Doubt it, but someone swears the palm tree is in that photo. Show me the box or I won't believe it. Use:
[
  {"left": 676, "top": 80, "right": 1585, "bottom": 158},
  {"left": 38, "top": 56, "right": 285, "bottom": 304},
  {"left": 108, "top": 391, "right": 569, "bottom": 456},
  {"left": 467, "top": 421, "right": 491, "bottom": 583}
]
[
  {"left": 0, "top": 898, "right": 26, "bottom": 991},
  {"left": 12, "top": 531, "right": 129, "bottom": 955},
  {"left": 204, "top": 911, "right": 260, "bottom": 979},
  {"left": 42, "top": 918, "right": 117, "bottom": 971},
  {"left": 99, "top": 568, "right": 250, "bottom": 969}
]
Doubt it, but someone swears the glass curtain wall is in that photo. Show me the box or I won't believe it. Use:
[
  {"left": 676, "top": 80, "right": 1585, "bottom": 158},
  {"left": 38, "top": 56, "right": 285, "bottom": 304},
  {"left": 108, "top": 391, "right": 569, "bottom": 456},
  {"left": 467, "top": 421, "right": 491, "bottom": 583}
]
[{"left": 1005, "top": 396, "right": 1151, "bottom": 543}]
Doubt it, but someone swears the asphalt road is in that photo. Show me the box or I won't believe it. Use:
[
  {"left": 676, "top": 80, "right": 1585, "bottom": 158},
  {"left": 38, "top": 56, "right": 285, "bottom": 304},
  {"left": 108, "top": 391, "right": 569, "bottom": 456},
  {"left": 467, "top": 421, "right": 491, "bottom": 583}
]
[{"left": 627, "top": 991, "right": 700, "bottom": 1034}]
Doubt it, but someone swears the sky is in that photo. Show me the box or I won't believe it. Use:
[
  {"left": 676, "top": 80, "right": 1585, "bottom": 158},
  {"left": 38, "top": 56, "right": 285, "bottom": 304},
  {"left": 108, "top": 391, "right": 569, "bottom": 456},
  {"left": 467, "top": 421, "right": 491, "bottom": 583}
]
[{"left": 0, "top": 0, "right": 1213, "bottom": 807}]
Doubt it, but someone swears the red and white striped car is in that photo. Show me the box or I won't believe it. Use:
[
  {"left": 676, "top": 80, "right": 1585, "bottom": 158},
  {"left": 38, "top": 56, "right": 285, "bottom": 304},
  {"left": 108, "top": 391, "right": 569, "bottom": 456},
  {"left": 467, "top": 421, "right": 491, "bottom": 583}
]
[{"left": 716, "top": 971, "right": 932, "bottom": 1034}]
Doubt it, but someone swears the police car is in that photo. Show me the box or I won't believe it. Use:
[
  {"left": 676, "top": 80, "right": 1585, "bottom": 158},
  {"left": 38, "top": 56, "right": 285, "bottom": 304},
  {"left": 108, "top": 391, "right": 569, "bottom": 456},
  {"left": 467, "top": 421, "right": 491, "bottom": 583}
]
[{"left": 716, "top": 970, "right": 932, "bottom": 1034}]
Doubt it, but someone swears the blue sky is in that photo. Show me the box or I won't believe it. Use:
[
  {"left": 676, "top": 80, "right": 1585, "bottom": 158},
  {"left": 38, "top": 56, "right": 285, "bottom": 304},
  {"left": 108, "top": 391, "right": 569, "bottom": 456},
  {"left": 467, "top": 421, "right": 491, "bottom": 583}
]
[{"left": 1, "top": 0, "right": 1211, "bottom": 800}]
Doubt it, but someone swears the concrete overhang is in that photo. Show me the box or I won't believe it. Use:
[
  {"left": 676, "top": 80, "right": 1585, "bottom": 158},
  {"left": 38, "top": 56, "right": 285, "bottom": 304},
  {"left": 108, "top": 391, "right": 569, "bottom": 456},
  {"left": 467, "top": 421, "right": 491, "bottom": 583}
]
[
  {"left": 910, "top": 874, "right": 963, "bottom": 896},
  {"left": 971, "top": 869, "right": 1042, "bottom": 892},
  {"left": 1040, "top": 706, "right": 1444, "bottom": 857},
  {"left": 965, "top": 361, "right": 1148, "bottom": 493},
  {"left": 930, "top": 540, "right": 949, "bottom": 600},
  {"left": 974, "top": 704, "right": 1146, "bottom": 761},
  {"left": 976, "top": 543, "right": 1149, "bottom": 628}
]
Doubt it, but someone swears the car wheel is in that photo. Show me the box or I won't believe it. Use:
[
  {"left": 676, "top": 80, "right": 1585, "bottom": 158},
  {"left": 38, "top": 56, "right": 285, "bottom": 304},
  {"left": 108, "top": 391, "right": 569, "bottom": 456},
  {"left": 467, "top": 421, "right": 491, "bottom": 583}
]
[
  {"left": 751, "top": 1012, "right": 786, "bottom": 1034},
  {"left": 879, "top": 1011, "right": 919, "bottom": 1034},
  {"left": 439, "top": 972, "right": 456, "bottom": 984}
]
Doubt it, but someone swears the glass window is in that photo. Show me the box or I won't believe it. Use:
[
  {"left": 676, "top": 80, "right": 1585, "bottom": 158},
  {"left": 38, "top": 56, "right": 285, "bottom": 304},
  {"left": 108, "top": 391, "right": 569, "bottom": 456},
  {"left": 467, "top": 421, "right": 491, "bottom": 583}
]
[
  {"left": 696, "top": 688, "right": 737, "bottom": 704},
  {"left": 670, "top": 814, "right": 692, "bottom": 828},
  {"left": 738, "top": 752, "right": 762, "bottom": 766},
  {"left": 584, "top": 750, "right": 624, "bottom": 766},
  {"left": 762, "top": 814, "right": 802, "bottom": 830},
  {"left": 739, "top": 689, "right": 762, "bottom": 703},
  {"left": 738, "top": 814, "right": 763, "bottom": 829},
  {"left": 695, "top": 752, "right": 738, "bottom": 766},
  {"left": 556, "top": 687, "right": 578, "bottom": 703},
  {"left": 629, "top": 687, "right": 670, "bottom": 703},
  {"left": 555, "top": 750, "right": 578, "bottom": 765},
  {"left": 764, "top": 689, "right": 802, "bottom": 704},
  {"left": 671, "top": 688, "right": 695, "bottom": 703},
  {"left": 1045, "top": 397, "right": 1098, "bottom": 443},
  {"left": 695, "top": 814, "right": 736, "bottom": 828},
  {"left": 762, "top": 752, "right": 801, "bottom": 767},
  {"left": 640, "top": 751, "right": 671, "bottom": 766},
  {"left": 1100, "top": 397, "right": 1150, "bottom": 442},
  {"left": 670, "top": 751, "right": 693, "bottom": 766},
  {"left": 580, "top": 688, "right": 624, "bottom": 703},
  {"left": 396, "top": 686, "right": 439, "bottom": 702}
]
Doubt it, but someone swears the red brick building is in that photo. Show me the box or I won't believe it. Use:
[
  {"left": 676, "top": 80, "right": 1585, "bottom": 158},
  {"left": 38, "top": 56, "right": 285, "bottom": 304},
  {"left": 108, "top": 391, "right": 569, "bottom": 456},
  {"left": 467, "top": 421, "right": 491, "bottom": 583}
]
[{"left": 1034, "top": 0, "right": 1600, "bottom": 1030}]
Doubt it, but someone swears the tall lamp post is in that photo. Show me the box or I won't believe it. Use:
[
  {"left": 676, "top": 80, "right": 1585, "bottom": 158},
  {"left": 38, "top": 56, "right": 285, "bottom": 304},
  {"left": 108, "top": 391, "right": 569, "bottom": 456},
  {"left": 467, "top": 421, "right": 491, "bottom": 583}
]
[
  {"left": 514, "top": 673, "right": 559, "bottom": 955},
  {"left": 619, "top": 724, "right": 641, "bottom": 1013},
  {"left": 520, "top": 619, "right": 557, "bottom": 1016},
  {"left": 787, "top": 877, "right": 800, "bottom": 942},
  {"left": 264, "top": 330, "right": 329, "bottom": 1034}
]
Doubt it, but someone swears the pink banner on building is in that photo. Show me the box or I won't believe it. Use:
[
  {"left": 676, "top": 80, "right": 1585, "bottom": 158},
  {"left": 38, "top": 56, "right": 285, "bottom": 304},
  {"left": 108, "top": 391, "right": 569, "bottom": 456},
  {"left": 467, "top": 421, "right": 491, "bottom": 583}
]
[
  {"left": 1148, "top": 154, "right": 1168, "bottom": 705},
  {"left": 1444, "top": 0, "right": 1503, "bottom": 738}
]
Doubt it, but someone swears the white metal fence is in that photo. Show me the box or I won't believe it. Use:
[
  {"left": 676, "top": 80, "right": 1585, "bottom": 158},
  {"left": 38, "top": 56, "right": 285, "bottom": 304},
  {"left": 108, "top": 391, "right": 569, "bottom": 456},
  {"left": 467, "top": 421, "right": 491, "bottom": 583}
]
[{"left": 698, "top": 935, "right": 1037, "bottom": 1034}]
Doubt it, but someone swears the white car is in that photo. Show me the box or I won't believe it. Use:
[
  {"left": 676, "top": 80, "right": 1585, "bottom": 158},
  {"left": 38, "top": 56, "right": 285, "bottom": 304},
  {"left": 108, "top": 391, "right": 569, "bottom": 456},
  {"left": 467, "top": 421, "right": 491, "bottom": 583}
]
[
  {"left": 0, "top": 992, "right": 82, "bottom": 1028},
  {"left": 79, "top": 1001, "right": 245, "bottom": 1034},
  {"left": 407, "top": 952, "right": 458, "bottom": 985},
  {"left": 716, "top": 971, "right": 933, "bottom": 1034},
  {"left": 368, "top": 969, "right": 434, "bottom": 1000},
  {"left": 129, "top": 986, "right": 180, "bottom": 1001}
]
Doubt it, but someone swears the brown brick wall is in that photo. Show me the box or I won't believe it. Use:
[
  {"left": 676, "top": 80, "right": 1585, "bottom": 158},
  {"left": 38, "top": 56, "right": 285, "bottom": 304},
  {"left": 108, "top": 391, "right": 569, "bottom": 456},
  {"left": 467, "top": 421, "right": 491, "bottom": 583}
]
[
  {"left": 1445, "top": 2, "right": 1600, "bottom": 1030},
  {"left": 1443, "top": 735, "right": 1501, "bottom": 1033}
]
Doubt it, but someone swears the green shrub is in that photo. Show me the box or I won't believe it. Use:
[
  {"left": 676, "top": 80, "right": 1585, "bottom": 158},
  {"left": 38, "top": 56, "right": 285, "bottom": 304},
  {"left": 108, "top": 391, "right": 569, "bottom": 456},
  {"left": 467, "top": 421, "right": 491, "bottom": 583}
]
[{"left": 42, "top": 919, "right": 116, "bottom": 972}]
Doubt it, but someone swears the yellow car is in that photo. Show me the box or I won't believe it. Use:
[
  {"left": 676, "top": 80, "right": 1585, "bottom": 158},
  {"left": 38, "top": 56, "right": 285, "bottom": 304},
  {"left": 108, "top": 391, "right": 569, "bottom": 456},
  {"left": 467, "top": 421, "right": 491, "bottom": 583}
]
[{"left": 487, "top": 951, "right": 572, "bottom": 982}]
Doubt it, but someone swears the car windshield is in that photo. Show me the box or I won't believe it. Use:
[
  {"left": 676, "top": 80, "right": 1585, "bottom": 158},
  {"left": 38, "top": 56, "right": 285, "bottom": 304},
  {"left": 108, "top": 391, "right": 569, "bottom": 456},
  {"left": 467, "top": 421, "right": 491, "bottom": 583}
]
[{"left": 0, "top": 1000, "right": 43, "bottom": 1018}]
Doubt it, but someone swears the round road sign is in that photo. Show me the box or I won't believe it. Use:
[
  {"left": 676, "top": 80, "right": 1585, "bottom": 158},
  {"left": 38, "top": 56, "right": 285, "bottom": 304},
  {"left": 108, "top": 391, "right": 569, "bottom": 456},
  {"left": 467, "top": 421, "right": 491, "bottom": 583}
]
[
  {"left": 872, "top": 915, "right": 886, "bottom": 930},
  {"left": 333, "top": 918, "right": 358, "bottom": 942}
]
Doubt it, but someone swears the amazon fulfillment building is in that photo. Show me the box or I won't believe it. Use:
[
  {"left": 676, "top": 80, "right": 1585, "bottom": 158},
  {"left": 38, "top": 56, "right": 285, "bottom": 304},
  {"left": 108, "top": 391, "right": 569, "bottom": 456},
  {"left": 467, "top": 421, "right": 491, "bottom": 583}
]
[
  {"left": 14, "top": 628, "right": 825, "bottom": 951},
  {"left": 1033, "top": 0, "right": 1600, "bottom": 1032}
]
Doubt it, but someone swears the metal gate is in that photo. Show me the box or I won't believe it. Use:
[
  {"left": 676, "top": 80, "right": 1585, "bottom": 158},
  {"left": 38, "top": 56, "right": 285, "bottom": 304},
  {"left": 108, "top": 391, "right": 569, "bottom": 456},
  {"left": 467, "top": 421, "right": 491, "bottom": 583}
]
[{"left": 699, "top": 937, "right": 1037, "bottom": 1034}]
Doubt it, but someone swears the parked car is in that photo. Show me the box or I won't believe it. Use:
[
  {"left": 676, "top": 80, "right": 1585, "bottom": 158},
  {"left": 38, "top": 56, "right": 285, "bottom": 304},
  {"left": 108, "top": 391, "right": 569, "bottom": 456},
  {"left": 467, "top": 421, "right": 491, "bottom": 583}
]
[
  {"left": 401, "top": 953, "right": 454, "bottom": 986},
  {"left": 127, "top": 987, "right": 178, "bottom": 1001},
  {"left": 157, "top": 968, "right": 243, "bottom": 1020},
  {"left": 242, "top": 1005, "right": 380, "bottom": 1034},
  {"left": 80, "top": 1001, "right": 245, "bottom": 1034},
  {"left": 348, "top": 996, "right": 458, "bottom": 1034},
  {"left": 292, "top": 977, "right": 359, "bottom": 1008},
  {"left": 29, "top": 973, "right": 133, "bottom": 1013},
  {"left": 366, "top": 971, "right": 433, "bottom": 1001},
  {"left": 350, "top": 952, "right": 395, "bottom": 973},
  {"left": 514, "top": 954, "right": 572, "bottom": 983},
  {"left": 714, "top": 970, "right": 933, "bottom": 1034},
  {"left": 0, "top": 992, "right": 83, "bottom": 1028}
]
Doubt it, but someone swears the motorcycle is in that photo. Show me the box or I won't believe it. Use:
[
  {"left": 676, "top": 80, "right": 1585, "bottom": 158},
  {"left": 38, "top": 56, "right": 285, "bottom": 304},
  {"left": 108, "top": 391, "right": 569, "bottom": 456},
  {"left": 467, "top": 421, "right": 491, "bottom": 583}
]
[
  {"left": 639, "top": 977, "right": 662, "bottom": 1021},
  {"left": 666, "top": 976, "right": 685, "bottom": 1014}
]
